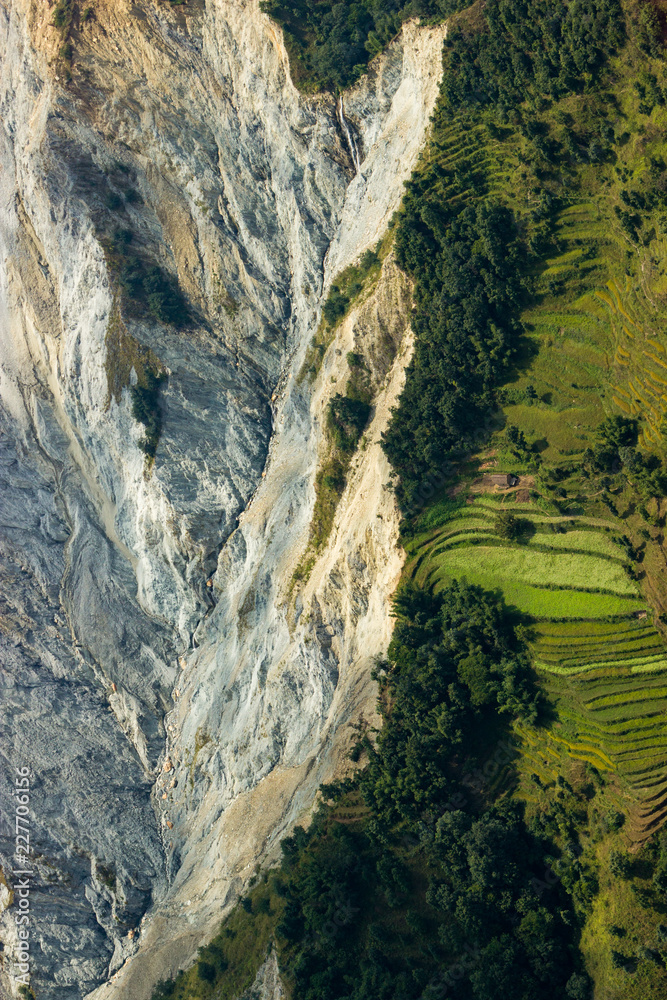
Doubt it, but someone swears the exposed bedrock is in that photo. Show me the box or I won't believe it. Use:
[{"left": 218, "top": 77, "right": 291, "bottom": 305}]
[{"left": 0, "top": 1, "right": 444, "bottom": 995}]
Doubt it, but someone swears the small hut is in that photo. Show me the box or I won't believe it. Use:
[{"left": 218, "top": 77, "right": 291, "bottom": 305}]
[{"left": 490, "top": 473, "right": 519, "bottom": 489}]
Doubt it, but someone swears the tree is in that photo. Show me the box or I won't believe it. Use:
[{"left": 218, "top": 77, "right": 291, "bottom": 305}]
[
  {"left": 597, "top": 415, "right": 638, "bottom": 450},
  {"left": 197, "top": 961, "right": 216, "bottom": 983},
  {"left": 469, "top": 935, "right": 522, "bottom": 999},
  {"left": 495, "top": 510, "right": 521, "bottom": 540},
  {"left": 458, "top": 650, "right": 494, "bottom": 707},
  {"left": 565, "top": 972, "right": 593, "bottom": 999},
  {"left": 506, "top": 424, "right": 530, "bottom": 458},
  {"left": 609, "top": 850, "right": 631, "bottom": 879}
]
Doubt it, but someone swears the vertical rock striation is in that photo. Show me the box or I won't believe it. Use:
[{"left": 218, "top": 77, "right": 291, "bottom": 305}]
[{"left": 0, "top": 1, "right": 444, "bottom": 996}]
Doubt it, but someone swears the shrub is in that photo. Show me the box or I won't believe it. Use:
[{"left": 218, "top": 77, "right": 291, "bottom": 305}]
[
  {"left": 104, "top": 192, "right": 122, "bottom": 211},
  {"left": 130, "top": 369, "right": 166, "bottom": 459},
  {"left": 323, "top": 287, "right": 349, "bottom": 326},
  {"left": 327, "top": 394, "right": 371, "bottom": 453},
  {"left": 197, "top": 961, "right": 216, "bottom": 983},
  {"left": 52, "top": 0, "right": 72, "bottom": 29},
  {"left": 143, "top": 265, "right": 189, "bottom": 326},
  {"left": 322, "top": 459, "right": 346, "bottom": 493},
  {"left": 609, "top": 850, "right": 631, "bottom": 879},
  {"left": 151, "top": 981, "right": 175, "bottom": 1000},
  {"left": 359, "top": 248, "right": 379, "bottom": 270},
  {"left": 116, "top": 254, "right": 189, "bottom": 327},
  {"left": 495, "top": 511, "right": 521, "bottom": 540}
]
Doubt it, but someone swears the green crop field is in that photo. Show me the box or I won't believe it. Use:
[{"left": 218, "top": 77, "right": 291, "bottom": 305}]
[
  {"left": 437, "top": 543, "right": 630, "bottom": 585},
  {"left": 416, "top": 541, "right": 637, "bottom": 597},
  {"left": 406, "top": 476, "right": 667, "bottom": 845}
]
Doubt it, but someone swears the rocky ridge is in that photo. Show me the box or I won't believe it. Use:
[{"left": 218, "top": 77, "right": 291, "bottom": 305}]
[{"left": 0, "top": 1, "right": 444, "bottom": 996}]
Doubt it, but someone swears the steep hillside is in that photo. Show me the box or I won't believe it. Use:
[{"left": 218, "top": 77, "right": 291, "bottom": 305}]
[
  {"left": 148, "top": 2, "right": 667, "bottom": 999},
  {"left": 6, "top": 0, "right": 667, "bottom": 998},
  {"left": 0, "top": 1, "right": 445, "bottom": 997}
]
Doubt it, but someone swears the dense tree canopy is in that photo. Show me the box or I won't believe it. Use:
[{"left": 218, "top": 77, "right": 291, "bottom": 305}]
[
  {"left": 383, "top": 202, "right": 528, "bottom": 509},
  {"left": 259, "top": 0, "right": 460, "bottom": 90},
  {"left": 381, "top": 0, "right": 629, "bottom": 511},
  {"left": 442, "top": 0, "right": 625, "bottom": 113},
  {"left": 360, "top": 581, "right": 540, "bottom": 823},
  {"left": 268, "top": 583, "right": 583, "bottom": 1000}
]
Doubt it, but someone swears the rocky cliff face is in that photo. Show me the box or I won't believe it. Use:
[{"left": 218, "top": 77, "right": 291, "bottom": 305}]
[{"left": 0, "top": 2, "right": 444, "bottom": 996}]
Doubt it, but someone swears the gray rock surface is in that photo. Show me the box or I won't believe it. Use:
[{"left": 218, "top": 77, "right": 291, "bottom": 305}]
[
  {"left": 0, "top": 1, "right": 444, "bottom": 996},
  {"left": 238, "top": 950, "right": 284, "bottom": 1000}
]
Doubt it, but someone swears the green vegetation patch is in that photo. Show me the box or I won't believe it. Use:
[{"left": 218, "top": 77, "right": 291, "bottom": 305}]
[
  {"left": 424, "top": 544, "right": 637, "bottom": 596},
  {"left": 384, "top": 199, "right": 530, "bottom": 511},
  {"left": 323, "top": 250, "right": 382, "bottom": 327},
  {"left": 100, "top": 225, "right": 191, "bottom": 460},
  {"left": 293, "top": 239, "right": 397, "bottom": 589},
  {"left": 259, "top": 0, "right": 458, "bottom": 91},
  {"left": 292, "top": 351, "right": 374, "bottom": 589},
  {"left": 102, "top": 228, "right": 189, "bottom": 329},
  {"left": 441, "top": 0, "right": 624, "bottom": 114},
  {"left": 152, "top": 877, "right": 279, "bottom": 1000},
  {"left": 300, "top": 240, "right": 388, "bottom": 385},
  {"left": 52, "top": 0, "right": 73, "bottom": 31}
]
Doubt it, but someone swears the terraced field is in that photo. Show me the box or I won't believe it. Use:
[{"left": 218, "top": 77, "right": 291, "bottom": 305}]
[
  {"left": 407, "top": 67, "right": 667, "bottom": 466},
  {"left": 405, "top": 495, "right": 667, "bottom": 842},
  {"left": 392, "top": 78, "right": 667, "bottom": 846},
  {"left": 408, "top": 499, "right": 643, "bottom": 617},
  {"left": 544, "top": 664, "right": 667, "bottom": 841}
]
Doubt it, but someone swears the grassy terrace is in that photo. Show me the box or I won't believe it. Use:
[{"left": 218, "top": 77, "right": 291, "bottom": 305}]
[{"left": 404, "top": 487, "right": 667, "bottom": 845}]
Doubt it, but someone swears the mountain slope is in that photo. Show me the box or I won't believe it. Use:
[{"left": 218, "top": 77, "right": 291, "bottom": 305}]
[{"left": 0, "top": 2, "right": 445, "bottom": 996}]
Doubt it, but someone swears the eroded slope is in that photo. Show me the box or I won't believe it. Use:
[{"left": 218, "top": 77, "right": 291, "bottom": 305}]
[{"left": 0, "top": 2, "right": 445, "bottom": 996}]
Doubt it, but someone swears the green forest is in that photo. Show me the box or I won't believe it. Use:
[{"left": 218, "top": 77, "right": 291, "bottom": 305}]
[
  {"left": 257, "top": 0, "right": 459, "bottom": 90},
  {"left": 153, "top": 585, "right": 597, "bottom": 1000},
  {"left": 382, "top": 0, "right": 627, "bottom": 510},
  {"left": 152, "top": 0, "right": 667, "bottom": 998}
]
